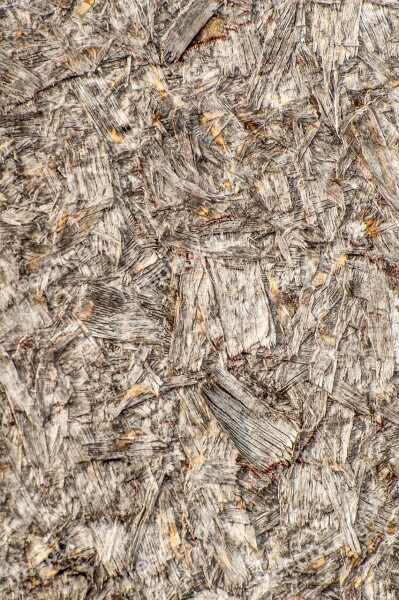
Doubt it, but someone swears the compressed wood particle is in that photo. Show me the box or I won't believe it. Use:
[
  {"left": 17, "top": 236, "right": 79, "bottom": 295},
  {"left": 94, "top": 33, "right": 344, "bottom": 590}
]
[{"left": 1, "top": 1, "right": 399, "bottom": 598}]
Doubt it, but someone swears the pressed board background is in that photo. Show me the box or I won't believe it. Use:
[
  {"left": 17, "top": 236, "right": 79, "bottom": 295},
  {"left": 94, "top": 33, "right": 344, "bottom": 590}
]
[{"left": 1, "top": 0, "right": 399, "bottom": 598}]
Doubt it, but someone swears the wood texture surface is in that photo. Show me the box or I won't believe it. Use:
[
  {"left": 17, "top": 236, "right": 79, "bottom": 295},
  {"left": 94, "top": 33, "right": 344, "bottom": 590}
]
[{"left": 1, "top": 1, "right": 399, "bottom": 598}]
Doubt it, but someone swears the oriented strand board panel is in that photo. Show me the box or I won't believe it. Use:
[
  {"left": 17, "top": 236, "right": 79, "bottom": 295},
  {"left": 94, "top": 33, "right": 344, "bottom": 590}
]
[{"left": 1, "top": 1, "right": 399, "bottom": 598}]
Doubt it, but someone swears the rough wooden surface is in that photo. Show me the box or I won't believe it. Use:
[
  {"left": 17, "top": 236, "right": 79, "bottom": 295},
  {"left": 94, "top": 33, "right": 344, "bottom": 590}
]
[{"left": 1, "top": 1, "right": 399, "bottom": 598}]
